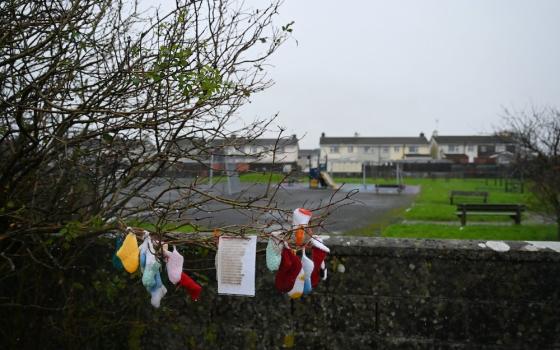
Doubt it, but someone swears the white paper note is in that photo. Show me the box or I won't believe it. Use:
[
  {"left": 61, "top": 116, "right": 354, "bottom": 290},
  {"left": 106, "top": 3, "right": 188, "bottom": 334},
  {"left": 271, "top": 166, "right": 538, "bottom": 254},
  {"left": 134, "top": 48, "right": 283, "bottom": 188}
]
[{"left": 217, "top": 236, "right": 257, "bottom": 296}]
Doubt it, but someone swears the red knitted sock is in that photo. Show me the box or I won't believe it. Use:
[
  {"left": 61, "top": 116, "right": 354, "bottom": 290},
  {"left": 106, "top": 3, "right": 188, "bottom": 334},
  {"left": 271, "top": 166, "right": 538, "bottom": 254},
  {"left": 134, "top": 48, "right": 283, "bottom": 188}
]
[
  {"left": 311, "top": 245, "right": 328, "bottom": 288},
  {"left": 179, "top": 272, "right": 202, "bottom": 301},
  {"left": 275, "top": 247, "right": 302, "bottom": 293}
]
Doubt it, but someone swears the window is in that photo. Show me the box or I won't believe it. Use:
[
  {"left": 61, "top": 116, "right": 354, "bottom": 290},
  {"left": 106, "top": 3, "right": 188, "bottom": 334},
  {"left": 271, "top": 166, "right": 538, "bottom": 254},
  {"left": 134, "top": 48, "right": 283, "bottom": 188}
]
[
  {"left": 467, "top": 145, "right": 474, "bottom": 152},
  {"left": 277, "top": 146, "right": 285, "bottom": 153},
  {"left": 348, "top": 146, "right": 353, "bottom": 153},
  {"left": 382, "top": 146, "right": 389, "bottom": 153},
  {"left": 330, "top": 146, "right": 339, "bottom": 153},
  {"left": 408, "top": 145, "right": 418, "bottom": 153},
  {"left": 251, "top": 146, "right": 259, "bottom": 153},
  {"left": 363, "top": 146, "right": 370, "bottom": 153},
  {"left": 448, "top": 145, "right": 458, "bottom": 152},
  {"left": 394, "top": 146, "right": 400, "bottom": 152},
  {"left": 480, "top": 146, "right": 487, "bottom": 152}
]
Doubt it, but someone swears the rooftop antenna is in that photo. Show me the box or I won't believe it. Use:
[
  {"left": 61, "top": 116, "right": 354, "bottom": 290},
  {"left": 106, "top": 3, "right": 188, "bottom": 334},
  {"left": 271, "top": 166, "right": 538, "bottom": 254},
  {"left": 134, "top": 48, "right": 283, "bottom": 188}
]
[{"left": 433, "top": 118, "right": 440, "bottom": 137}]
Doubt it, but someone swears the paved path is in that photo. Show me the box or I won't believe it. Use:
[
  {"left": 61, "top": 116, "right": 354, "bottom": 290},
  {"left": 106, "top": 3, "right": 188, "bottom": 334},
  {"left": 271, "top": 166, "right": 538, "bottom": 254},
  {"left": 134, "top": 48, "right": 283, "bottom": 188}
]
[{"left": 127, "top": 180, "right": 418, "bottom": 234}]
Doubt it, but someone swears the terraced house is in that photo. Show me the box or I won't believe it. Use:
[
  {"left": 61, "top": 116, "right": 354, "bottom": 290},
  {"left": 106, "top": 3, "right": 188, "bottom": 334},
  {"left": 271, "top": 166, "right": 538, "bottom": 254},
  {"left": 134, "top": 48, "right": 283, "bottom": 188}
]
[
  {"left": 172, "top": 134, "right": 300, "bottom": 174},
  {"left": 430, "top": 134, "right": 517, "bottom": 164},
  {"left": 319, "top": 132, "right": 431, "bottom": 174}
]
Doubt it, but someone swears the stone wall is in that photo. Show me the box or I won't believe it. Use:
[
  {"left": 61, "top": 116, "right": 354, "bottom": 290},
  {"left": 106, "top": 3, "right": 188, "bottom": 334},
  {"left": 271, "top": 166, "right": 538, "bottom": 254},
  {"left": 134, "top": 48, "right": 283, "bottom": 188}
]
[{"left": 154, "top": 237, "right": 560, "bottom": 349}]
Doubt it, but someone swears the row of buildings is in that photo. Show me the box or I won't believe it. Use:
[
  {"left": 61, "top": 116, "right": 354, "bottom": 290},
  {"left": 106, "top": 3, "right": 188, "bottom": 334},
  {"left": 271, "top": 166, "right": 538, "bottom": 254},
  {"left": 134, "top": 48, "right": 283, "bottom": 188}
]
[
  {"left": 176, "top": 132, "right": 517, "bottom": 175},
  {"left": 313, "top": 132, "right": 516, "bottom": 174}
]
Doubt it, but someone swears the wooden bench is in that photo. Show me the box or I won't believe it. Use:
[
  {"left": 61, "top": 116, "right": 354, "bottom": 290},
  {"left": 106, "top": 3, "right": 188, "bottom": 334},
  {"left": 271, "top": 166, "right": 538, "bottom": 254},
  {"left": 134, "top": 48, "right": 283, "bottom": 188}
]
[
  {"left": 456, "top": 204, "right": 525, "bottom": 226},
  {"left": 375, "top": 184, "right": 405, "bottom": 194},
  {"left": 449, "top": 190, "right": 488, "bottom": 205}
]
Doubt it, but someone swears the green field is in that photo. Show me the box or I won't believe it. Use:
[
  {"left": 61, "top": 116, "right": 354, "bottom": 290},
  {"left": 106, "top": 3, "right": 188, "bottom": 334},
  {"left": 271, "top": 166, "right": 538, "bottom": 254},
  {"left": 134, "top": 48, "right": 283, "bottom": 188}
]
[
  {"left": 333, "top": 176, "right": 557, "bottom": 241},
  {"left": 239, "top": 172, "right": 294, "bottom": 183},
  {"left": 402, "top": 178, "right": 531, "bottom": 221}
]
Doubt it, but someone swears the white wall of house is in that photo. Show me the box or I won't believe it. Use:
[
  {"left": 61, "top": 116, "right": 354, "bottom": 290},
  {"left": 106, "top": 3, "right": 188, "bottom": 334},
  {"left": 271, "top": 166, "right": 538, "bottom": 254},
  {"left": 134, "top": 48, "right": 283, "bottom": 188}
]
[
  {"left": 437, "top": 144, "right": 477, "bottom": 162},
  {"left": 432, "top": 140, "right": 514, "bottom": 163},
  {"left": 328, "top": 160, "right": 362, "bottom": 173},
  {"left": 255, "top": 144, "right": 299, "bottom": 164},
  {"left": 297, "top": 153, "right": 319, "bottom": 172},
  {"left": 321, "top": 143, "right": 430, "bottom": 167},
  {"left": 228, "top": 144, "right": 298, "bottom": 164}
]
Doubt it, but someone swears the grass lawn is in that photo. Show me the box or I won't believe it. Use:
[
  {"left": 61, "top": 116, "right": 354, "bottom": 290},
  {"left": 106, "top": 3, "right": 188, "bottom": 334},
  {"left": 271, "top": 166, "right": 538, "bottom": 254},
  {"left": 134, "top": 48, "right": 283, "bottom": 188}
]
[
  {"left": 336, "top": 177, "right": 534, "bottom": 222},
  {"left": 333, "top": 176, "right": 558, "bottom": 240},
  {"left": 239, "top": 172, "right": 293, "bottom": 183},
  {"left": 404, "top": 178, "right": 535, "bottom": 221},
  {"left": 239, "top": 172, "right": 307, "bottom": 183},
  {"left": 383, "top": 223, "right": 557, "bottom": 241}
]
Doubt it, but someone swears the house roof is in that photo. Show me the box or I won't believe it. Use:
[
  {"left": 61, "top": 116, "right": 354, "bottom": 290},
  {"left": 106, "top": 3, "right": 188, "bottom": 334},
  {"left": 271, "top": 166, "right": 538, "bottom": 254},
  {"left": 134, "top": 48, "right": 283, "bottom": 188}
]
[
  {"left": 432, "top": 135, "right": 514, "bottom": 144},
  {"left": 320, "top": 135, "right": 429, "bottom": 146},
  {"left": 239, "top": 137, "right": 298, "bottom": 147},
  {"left": 174, "top": 135, "right": 298, "bottom": 149}
]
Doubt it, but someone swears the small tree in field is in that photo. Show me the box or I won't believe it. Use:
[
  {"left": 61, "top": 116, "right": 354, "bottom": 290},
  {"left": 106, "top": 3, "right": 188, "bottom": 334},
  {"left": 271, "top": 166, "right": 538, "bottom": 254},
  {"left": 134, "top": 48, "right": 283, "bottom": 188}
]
[
  {"left": 0, "top": 0, "right": 350, "bottom": 347},
  {"left": 502, "top": 107, "right": 560, "bottom": 239}
]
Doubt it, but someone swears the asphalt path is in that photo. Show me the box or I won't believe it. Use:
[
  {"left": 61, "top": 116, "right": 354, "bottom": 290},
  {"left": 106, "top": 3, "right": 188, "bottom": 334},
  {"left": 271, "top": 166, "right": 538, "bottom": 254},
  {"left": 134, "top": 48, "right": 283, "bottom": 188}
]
[{"left": 126, "top": 180, "right": 419, "bottom": 235}]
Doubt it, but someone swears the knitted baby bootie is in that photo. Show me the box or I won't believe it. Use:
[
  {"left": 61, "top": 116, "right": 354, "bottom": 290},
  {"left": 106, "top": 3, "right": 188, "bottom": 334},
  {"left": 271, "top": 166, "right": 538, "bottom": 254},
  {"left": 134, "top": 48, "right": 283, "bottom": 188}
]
[
  {"left": 150, "top": 271, "right": 167, "bottom": 308},
  {"left": 311, "top": 237, "right": 330, "bottom": 288},
  {"left": 301, "top": 250, "right": 314, "bottom": 295},
  {"left": 112, "top": 236, "right": 124, "bottom": 271},
  {"left": 164, "top": 246, "right": 184, "bottom": 285},
  {"left": 116, "top": 233, "right": 139, "bottom": 273},
  {"left": 287, "top": 259, "right": 305, "bottom": 299},
  {"left": 142, "top": 260, "right": 161, "bottom": 291},
  {"left": 265, "top": 232, "right": 282, "bottom": 272},
  {"left": 179, "top": 272, "right": 202, "bottom": 301},
  {"left": 275, "top": 247, "right": 302, "bottom": 294}
]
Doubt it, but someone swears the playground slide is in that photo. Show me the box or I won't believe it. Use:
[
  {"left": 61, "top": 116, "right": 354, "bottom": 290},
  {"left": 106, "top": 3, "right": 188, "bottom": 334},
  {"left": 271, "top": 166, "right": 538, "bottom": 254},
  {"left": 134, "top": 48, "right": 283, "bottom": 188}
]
[{"left": 320, "top": 171, "right": 341, "bottom": 189}]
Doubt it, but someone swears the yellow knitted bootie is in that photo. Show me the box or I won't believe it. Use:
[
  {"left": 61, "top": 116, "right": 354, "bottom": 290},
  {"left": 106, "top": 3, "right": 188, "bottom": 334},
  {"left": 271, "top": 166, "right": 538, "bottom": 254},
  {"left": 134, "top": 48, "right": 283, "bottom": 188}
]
[{"left": 116, "top": 233, "right": 140, "bottom": 273}]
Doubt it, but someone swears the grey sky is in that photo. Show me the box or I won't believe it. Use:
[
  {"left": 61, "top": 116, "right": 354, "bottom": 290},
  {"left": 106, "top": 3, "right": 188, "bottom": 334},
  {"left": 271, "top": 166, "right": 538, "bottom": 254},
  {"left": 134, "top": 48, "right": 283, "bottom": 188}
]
[{"left": 238, "top": 0, "right": 560, "bottom": 149}]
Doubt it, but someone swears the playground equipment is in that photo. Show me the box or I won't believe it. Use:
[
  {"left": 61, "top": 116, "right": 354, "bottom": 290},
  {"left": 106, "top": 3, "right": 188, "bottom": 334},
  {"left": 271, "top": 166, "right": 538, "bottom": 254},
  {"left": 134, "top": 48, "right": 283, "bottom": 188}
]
[
  {"left": 308, "top": 154, "right": 340, "bottom": 189},
  {"left": 308, "top": 169, "right": 340, "bottom": 190},
  {"left": 319, "top": 171, "right": 340, "bottom": 189},
  {"left": 208, "top": 153, "right": 241, "bottom": 195}
]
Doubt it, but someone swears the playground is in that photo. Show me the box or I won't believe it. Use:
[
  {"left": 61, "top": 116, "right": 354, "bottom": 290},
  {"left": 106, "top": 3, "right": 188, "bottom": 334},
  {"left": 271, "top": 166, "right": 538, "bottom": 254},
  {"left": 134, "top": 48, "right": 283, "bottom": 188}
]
[
  {"left": 236, "top": 170, "right": 556, "bottom": 240},
  {"left": 131, "top": 156, "right": 557, "bottom": 241},
  {"left": 183, "top": 182, "right": 417, "bottom": 234}
]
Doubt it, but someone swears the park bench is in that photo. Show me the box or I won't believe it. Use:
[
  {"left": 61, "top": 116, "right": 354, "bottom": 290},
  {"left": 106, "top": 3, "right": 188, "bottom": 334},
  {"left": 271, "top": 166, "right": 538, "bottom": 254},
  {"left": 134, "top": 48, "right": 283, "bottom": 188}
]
[
  {"left": 449, "top": 190, "right": 488, "bottom": 205},
  {"left": 456, "top": 203, "right": 525, "bottom": 226},
  {"left": 375, "top": 184, "right": 405, "bottom": 194}
]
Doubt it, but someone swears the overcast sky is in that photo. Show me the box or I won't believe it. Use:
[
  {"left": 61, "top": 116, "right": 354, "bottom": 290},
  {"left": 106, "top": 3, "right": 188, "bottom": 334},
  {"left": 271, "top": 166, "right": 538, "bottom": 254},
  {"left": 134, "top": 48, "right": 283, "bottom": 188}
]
[{"left": 235, "top": 0, "right": 560, "bottom": 149}]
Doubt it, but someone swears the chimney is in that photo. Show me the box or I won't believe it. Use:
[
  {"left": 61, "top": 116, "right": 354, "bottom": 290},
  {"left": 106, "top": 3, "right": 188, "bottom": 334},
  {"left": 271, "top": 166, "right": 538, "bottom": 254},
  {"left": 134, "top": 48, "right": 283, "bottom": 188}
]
[
  {"left": 420, "top": 132, "right": 425, "bottom": 139},
  {"left": 321, "top": 132, "right": 325, "bottom": 138},
  {"left": 354, "top": 132, "right": 359, "bottom": 137}
]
